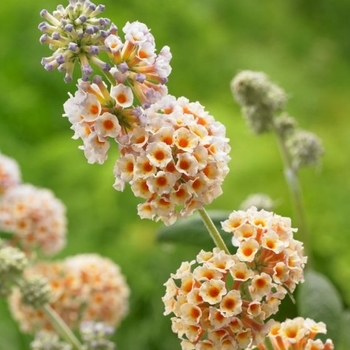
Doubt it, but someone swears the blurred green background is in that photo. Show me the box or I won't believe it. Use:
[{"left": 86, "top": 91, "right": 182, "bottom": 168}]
[{"left": 1, "top": 0, "right": 349, "bottom": 349}]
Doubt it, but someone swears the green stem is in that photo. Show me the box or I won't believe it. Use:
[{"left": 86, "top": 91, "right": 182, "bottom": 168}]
[
  {"left": 264, "top": 336, "right": 275, "bottom": 350},
  {"left": 42, "top": 304, "right": 83, "bottom": 350},
  {"left": 198, "top": 208, "right": 230, "bottom": 254},
  {"left": 271, "top": 122, "right": 311, "bottom": 265}
]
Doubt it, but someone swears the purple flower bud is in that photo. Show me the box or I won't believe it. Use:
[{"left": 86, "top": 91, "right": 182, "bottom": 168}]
[
  {"left": 40, "top": 34, "right": 48, "bottom": 44},
  {"left": 65, "top": 24, "right": 74, "bottom": 33},
  {"left": 90, "top": 46, "right": 99, "bottom": 55},
  {"left": 96, "top": 4, "right": 106, "bottom": 13},
  {"left": 38, "top": 22, "right": 48, "bottom": 32},
  {"left": 117, "top": 63, "right": 129, "bottom": 74},
  {"left": 93, "top": 75, "right": 103, "bottom": 84},
  {"left": 82, "top": 64, "right": 93, "bottom": 76},
  {"left": 68, "top": 43, "right": 79, "bottom": 52},
  {"left": 52, "top": 32, "right": 61, "bottom": 40},
  {"left": 40, "top": 9, "right": 48, "bottom": 17},
  {"left": 64, "top": 74, "right": 73, "bottom": 83},
  {"left": 135, "top": 73, "right": 146, "bottom": 83},
  {"left": 102, "top": 63, "right": 111, "bottom": 71},
  {"left": 56, "top": 55, "right": 65, "bottom": 64},
  {"left": 85, "top": 26, "right": 96, "bottom": 35},
  {"left": 78, "top": 15, "right": 87, "bottom": 23},
  {"left": 58, "top": 64, "right": 67, "bottom": 73}
]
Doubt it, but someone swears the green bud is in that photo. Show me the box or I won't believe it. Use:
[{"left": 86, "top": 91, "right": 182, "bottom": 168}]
[
  {"left": 20, "top": 277, "right": 51, "bottom": 309},
  {"left": 231, "top": 70, "right": 287, "bottom": 134},
  {"left": 286, "top": 130, "right": 324, "bottom": 169},
  {"left": 30, "top": 331, "right": 72, "bottom": 350},
  {"left": 275, "top": 113, "right": 298, "bottom": 138},
  {"left": 0, "top": 244, "right": 28, "bottom": 279}
]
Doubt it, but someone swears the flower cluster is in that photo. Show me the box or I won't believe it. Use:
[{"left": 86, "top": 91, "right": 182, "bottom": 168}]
[
  {"left": 9, "top": 253, "right": 130, "bottom": 333},
  {"left": 231, "top": 71, "right": 287, "bottom": 134},
  {"left": 162, "top": 208, "right": 307, "bottom": 349},
  {"left": 0, "top": 152, "right": 21, "bottom": 196},
  {"left": 256, "top": 317, "right": 334, "bottom": 350},
  {"left": 0, "top": 184, "right": 67, "bottom": 256},
  {"left": 114, "top": 95, "right": 231, "bottom": 225},
  {"left": 39, "top": 0, "right": 112, "bottom": 82}
]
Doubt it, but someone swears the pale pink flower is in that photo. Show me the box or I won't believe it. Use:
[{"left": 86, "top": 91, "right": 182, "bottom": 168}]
[
  {"left": 9, "top": 254, "right": 130, "bottom": 333},
  {"left": 0, "top": 184, "right": 66, "bottom": 256},
  {"left": 0, "top": 153, "right": 21, "bottom": 195}
]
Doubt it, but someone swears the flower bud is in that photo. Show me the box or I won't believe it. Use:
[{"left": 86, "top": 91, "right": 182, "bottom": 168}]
[
  {"left": 274, "top": 113, "right": 297, "bottom": 138},
  {"left": 30, "top": 331, "right": 72, "bottom": 350},
  {"left": 20, "top": 277, "right": 51, "bottom": 309},
  {"left": 286, "top": 130, "right": 324, "bottom": 169},
  {"left": 231, "top": 71, "right": 287, "bottom": 134},
  {"left": 80, "top": 321, "right": 116, "bottom": 350},
  {"left": 0, "top": 243, "right": 28, "bottom": 278}
]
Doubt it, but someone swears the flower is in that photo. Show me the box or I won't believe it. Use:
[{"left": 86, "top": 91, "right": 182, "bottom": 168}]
[
  {"left": 221, "top": 206, "right": 307, "bottom": 295},
  {"left": 0, "top": 184, "right": 67, "bottom": 256},
  {"left": 256, "top": 317, "right": 334, "bottom": 350},
  {"left": 39, "top": 0, "right": 112, "bottom": 82},
  {"left": 0, "top": 152, "right": 21, "bottom": 195},
  {"left": 162, "top": 247, "right": 290, "bottom": 350},
  {"left": 9, "top": 254, "right": 130, "bottom": 333},
  {"left": 106, "top": 21, "right": 171, "bottom": 106},
  {"left": 114, "top": 95, "right": 231, "bottom": 225}
]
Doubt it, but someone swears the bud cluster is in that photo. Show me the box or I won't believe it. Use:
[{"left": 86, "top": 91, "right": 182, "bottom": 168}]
[
  {"left": 30, "top": 331, "right": 72, "bottom": 350},
  {"left": 231, "top": 71, "right": 287, "bottom": 134},
  {"left": 80, "top": 321, "right": 116, "bottom": 350}
]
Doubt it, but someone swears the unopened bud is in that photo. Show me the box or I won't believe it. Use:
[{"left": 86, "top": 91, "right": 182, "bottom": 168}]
[
  {"left": 0, "top": 243, "right": 28, "bottom": 278},
  {"left": 30, "top": 331, "right": 72, "bottom": 350},
  {"left": 286, "top": 130, "right": 324, "bottom": 169},
  {"left": 274, "top": 113, "right": 297, "bottom": 138},
  {"left": 20, "top": 277, "right": 51, "bottom": 308},
  {"left": 231, "top": 70, "right": 287, "bottom": 134}
]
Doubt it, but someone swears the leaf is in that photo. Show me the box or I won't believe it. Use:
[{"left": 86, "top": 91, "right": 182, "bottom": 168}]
[
  {"left": 339, "top": 310, "right": 350, "bottom": 348},
  {"left": 297, "top": 269, "right": 343, "bottom": 344},
  {"left": 156, "top": 210, "right": 233, "bottom": 250}
]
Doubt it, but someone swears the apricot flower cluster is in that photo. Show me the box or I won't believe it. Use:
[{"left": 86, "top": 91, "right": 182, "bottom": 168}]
[
  {"left": 257, "top": 317, "right": 334, "bottom": 350},
  {"left": 9, "top": 254, "right": 130, "bottom": 333},
  {"left": 114, "top": 95, "right": 230, "bottom": 225},
  {"left": 162, "top": 208, "right": 307, "bottom": 349},
  {"left": 0, "top": 184, "right": 67, "bottom": 256},
  {"left": 0, "top": 152, "right": 21, "bottom": 196}
]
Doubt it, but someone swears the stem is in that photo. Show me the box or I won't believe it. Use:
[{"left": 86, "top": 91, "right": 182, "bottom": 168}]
[
  {"left": 264, "top": 336, "right": 276, "bottom": 350},
  {"left": 198, "top": 208, "right": 230, "bottom": 254},
  {"left": 42, "top": 304, "right": 83, "bottom": 350},
  {"left": 271, "top": 122, "right": 311, "bottom": 265}
]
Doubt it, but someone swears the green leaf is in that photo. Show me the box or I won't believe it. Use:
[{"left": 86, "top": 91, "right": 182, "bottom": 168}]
[
  {"left": 0, "top": 231, "right": 13, "bottom": 239},
  {"left": 339, "top": 310, "right": 350, "bottom": 348},
  {"left": 297, "top": 269, "right": 343, "bottom": 344},
  {"left": 156, "top": 210, "right": 233, "bottom": 250}
]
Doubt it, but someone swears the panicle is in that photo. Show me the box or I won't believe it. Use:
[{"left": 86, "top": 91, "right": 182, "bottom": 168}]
[
  {"left": 114, "top": 95, "right": 231, "bottom": 225},
  {"left": 0, "top": 152, "right": 22, "bottom": 196},
  {"left": 9, "top": 254, "right": 130, "bottom": 333},
  {"left": 286, "top": 130, "right": 324, "bottom": 170},
  {"left": 39, "top": 0, "right": 112, "bottom": 82},
  {"left": 163, "top": 208, "right": 307, "bottom": 349},
  {"left": 0, "top": 240, "right": 28, "bottom": 297},
  {"left": 231, "top": 71, "right": 287, "bottom": 134},
  {"left": 30, "top": 331, "right": 72, "bottom": 350},
  {"left": 0, "top": 184, "right": 67, "bottom": 256},
  {"left": 80, "top": 321, "right": 116, "bottom": 350}
]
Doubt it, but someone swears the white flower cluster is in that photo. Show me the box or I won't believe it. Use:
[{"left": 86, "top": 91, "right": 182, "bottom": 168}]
[
  {"left": 0, "top": 184, "right": 67, "bottom": 256},
  {"left": 9, "top": 254, "right": 130, "bottom": 333},
  {"left": 114, "top": 95, "right": 231, "bottom": 225},
  {"left": 0, "top": 152, "right": 21, "bottom": 196},
  {"left": 163, "top": 207, "right": 307, "bottom": 349}
]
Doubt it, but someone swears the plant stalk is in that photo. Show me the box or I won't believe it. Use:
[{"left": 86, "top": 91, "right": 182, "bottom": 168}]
[
  {"left": 42, "top": 304, "right": 83, "bottom": 350},
  {"left": 198, "top": 208, "right": 230, "bottom": 254}
]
